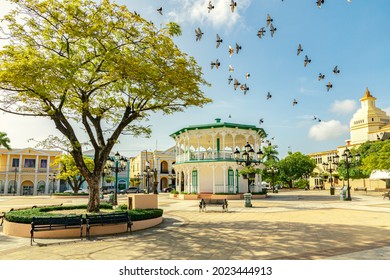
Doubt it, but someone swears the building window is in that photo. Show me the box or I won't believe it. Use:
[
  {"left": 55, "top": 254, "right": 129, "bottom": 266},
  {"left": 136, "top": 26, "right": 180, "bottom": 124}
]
[
  {"left": 12, "top": 158, "right": 19, "bottom": 167},
  {"left": 24, "top": 158, "right": 36, "bottom": 168},
  {"left": 40, "top": 159, "right": 47, "bottom": 168}
]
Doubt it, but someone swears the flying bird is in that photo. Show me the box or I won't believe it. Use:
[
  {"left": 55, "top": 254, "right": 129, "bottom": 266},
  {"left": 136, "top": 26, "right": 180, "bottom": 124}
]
[
  {"left": 235, "top": 43, "right": 242, "bottom": 54},
  {"left": 304, "top": 55, "right": 311, "bottom": 67},
  {"left": 297, "top": 44, "right": 303, "bottom": 56},
  {"left": 230, "top": 0, "right": 237, "bottom": 13},
  {"left": 266, "top": 14, "right": 273, "bottom": 27},
  {"left": 229, "top": 65, "right": 234, "bottom": 72},
  {"left": 211, "top": 59, "right": 220, "bottom": 69},
  {"left": 326, "top": 82, "right": 333, "bottom": 92},
  {"left": 313, "top": 116, "right": 317, "bottom": 120},
  {"left": 157, "top": 7, "right": 163, "bottom": 15},
  {"left": 257, "top": 27, "right": 266, "bottom": 39},
  {"left": 270, "top": 24, "right": 277, "bottom": 37},
  {"left": 333, "top": 65, "right": 340, "bottom": 74},
  {"left": 195, "top": 27, "right": 203, "bottom": 41},
  {"left": 240, "top": 84, "right": 249, "bottom": 95},
  {"left": 293, "top": 99, "right": 298, "bottom": 106},
  {"left": 317, "top": 0, "right": 324, "bottom": 8},
  {"left": 266, "top": 92, "right": 272, "bottom": 100},
  {"left": 259, "top": 118, "right": 264, "bottom": 124},
  {"left": 228, "top": 114, "right": 232, "bottom": 118},
  {"left": 233, "top": 78, "right": 241, "bottom": 90},
  {"left": 318, "top": 73, "right": 325, "bottom": 81},
  {"left": 229, "top": 45, "right": 234, "bottom": 57},
  {"left": 208, "top": 1, "right": 214, "bottom": 13},
  {"left": 245, "top": 73, "right": 250, "bottom": 79},
  {"left": 228, "top": 75, "right": 233, "bottom": 84},
  {"left": 216, "top": 34, "right": 223, "bottom": 48}
]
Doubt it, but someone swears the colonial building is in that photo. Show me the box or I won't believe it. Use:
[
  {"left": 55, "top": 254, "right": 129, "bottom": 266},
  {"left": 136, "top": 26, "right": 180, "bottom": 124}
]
[
  {"left": 309, "top": 88, "right": 390, "bottom": 190},
  {"left": 129, "top": 147, "right": 176, "bottom": 193},
  {"left": 169, "top": 118, "right": 266, "bottom": 194},
  {"left": 0, "top": 147, "right": 61, "bottom": 195}
]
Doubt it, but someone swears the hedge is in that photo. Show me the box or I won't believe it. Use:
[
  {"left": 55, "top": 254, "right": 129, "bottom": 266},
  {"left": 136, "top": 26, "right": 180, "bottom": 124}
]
[{"left": 5, "top": 204, "right": 163, "bottom": 224}]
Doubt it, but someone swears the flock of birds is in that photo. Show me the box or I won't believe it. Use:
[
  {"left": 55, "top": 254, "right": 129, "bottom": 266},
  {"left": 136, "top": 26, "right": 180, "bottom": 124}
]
[{"left": 153, "top": 0, "right": 353, "bottom": 144}]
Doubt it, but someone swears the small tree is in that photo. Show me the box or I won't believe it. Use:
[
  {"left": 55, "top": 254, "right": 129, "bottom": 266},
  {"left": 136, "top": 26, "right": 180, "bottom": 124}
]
[{"left": 0, "top": 132, "right": 11, "bottom": 150}]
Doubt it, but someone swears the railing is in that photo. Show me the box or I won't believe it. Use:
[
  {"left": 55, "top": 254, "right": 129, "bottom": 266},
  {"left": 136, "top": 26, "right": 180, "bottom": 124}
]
[{"left": 176, "top": 151, "right": 235, "bottom": 163}]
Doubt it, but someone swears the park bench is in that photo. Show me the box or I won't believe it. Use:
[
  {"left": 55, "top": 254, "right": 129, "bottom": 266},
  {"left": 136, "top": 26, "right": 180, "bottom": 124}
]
[
  {"left": 354, "top": 187, "right": 367, "bottom": 192},
  {"left": 383, "top": 191, "right": 390, "bottom": 200},
  {"left": 30, "top": 215, "right": 83, "bottom": 246},
  {"left": 85, "top": 212, "right": 132, "bottom": 239},
  {"left": 199, "top": 198, "right": 228, "bottom": 212}
]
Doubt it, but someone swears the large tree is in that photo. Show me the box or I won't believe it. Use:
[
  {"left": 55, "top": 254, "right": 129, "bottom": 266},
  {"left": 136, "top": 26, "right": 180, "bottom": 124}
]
[
  {"left": 278, "top": 152, "right": 316, "bottom": 188},
  {"left": 0, "top": 132, "right": 11, "bottom": 150},
  {"left": 0, "top": 0, "right": 211, "bottom": 212}
]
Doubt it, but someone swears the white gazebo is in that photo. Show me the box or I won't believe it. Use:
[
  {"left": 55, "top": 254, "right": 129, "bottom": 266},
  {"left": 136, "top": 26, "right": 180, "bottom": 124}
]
[{"left": 169, "top": 118, "right": 267, "bottom": 194}]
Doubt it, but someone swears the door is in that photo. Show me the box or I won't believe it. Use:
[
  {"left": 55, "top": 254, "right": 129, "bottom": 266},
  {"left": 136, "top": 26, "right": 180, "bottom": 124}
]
[{"left": 192, "top": 170, "right": 198, "bottom": 193}]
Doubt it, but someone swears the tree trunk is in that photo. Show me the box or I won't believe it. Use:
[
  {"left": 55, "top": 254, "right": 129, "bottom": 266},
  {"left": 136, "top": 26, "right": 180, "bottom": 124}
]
[{"left": 86, "top": 176, "right": 101, "bottom": 212}]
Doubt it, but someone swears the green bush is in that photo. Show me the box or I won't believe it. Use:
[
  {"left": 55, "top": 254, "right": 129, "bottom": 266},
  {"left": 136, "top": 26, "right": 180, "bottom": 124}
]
[
  {"left": 117, "top": 204, "right": 128, "bottom": 211},
  {"left": 294, "top": 179, "right": 309, "bottom": 189},
  {"left": 170, "top": 190, "right": 179, "bottom": 194},
  {"left": 5, "top": 204, "right": 163, "bottom": 224}
]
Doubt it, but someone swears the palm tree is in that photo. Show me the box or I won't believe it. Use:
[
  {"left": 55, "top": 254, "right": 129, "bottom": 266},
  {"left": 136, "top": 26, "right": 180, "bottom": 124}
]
[
  {"left": 0, "top": 132, "right": 11, "bottom": 150},
  {"left": 262, "top": 144, "right": 279, "bottom": 162}
]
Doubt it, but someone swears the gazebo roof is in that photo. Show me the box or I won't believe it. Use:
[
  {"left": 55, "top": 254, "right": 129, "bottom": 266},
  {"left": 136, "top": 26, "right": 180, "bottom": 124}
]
[{"left": 170, "top": 118, "right": 267, "bottom": 138}]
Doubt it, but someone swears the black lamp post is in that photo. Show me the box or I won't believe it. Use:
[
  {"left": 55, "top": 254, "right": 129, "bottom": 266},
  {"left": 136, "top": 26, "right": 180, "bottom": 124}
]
[
  {"left": 143, "top": 162, "right": 153, "bottom": 194},
  {"left": 234, "top": 142, "right": 263, "bottom": 193},
  {"left": 322, "top": 154, "right": 339, "bottom": 190},
  {"left": 152, "top": 168, "right": 158, "bottom": 194},
  {"left": 106, "top": 151, "right": 128, "bottom": 206},
  {"left": 341, "top": 147, "right": 360, "bottom": 201},
  {"left": 49, "top": 172, "right": 56, "bottom": 195}
]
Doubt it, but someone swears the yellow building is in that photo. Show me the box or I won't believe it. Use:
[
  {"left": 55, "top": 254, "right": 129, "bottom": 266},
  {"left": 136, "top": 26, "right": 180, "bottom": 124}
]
[
  {"left": 129, "top": 148, "right": 176, "bottom": 193},
  {"left": 309, "top": 88, "right": 390, "bottom": 190},
  {"left": 0, "top": 147, "right": 62, "bottom": 195}
]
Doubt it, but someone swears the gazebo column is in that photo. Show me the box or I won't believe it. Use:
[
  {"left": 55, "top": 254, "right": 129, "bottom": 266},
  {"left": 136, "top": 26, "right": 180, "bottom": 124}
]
[
  {"left": 33, "top": 155, "right": 39, "bottom": 195},
  {"left": 222, "top": 166, "right": 227, "bottom": 193},
  {"left": 222, "top": 133, "right": 226, "bottom": 159},
  {"left": 212, "top": 165, "right": 216, "bottom": 194},
  {"left": 197, "top": 134, "right": 201, "bottom": 160},
  {"left": 212, "top": 135, "right": 215, "bottom": 159}
]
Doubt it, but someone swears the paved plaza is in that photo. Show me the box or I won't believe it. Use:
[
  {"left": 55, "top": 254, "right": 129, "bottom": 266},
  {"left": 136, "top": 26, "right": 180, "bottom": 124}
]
[{"left": 1, "top": 190, "right": 390, "bottom": 260}]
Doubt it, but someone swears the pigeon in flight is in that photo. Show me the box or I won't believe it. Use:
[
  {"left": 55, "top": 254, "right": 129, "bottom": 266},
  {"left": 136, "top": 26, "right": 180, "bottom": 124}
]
[
  {"left": 318, "top": 73, "right": 325, "bottom": 81},
  {"left": 313, "top": 116, "right": 317, "bottom": 120},
  {"left": 229, "top": 65, "right": 234, "bottom": 72},
  {"left": 293, "top": 99, "right": 298, "bottom": 106},
  {"left": 233, "top": 78, "right": 241, "bottom": 90},
  {"left": 297, "top": 44, "right": 303, "bottom": 56},
  {"left": 326, "top": 82, "right": 333, "bottom": 92},
  {"left": 235, "top": 43, "right": 242, "bottom": 54},
  {"left": 195, "top": 27, "right": 203, "bottom": 41},
  {"left": 208, "top": 1, "right": 214, "bottom": 13},
  {"left": 257, "top": 27, "right": 266, "bottom": 39},
  {"left": 317, "top": 0, "right": 324, "bottom": 8},
  {"left": 304, "top": 55, "right": 311, "bottom": 67},
  {"left": 229, "top": 45, "right": 234, "bottom": 57},
  {"left": 245, "top": 73, "right": 250, "bottom": 79},
  {"left": 211, "top": 59, "right": 220, "bottom": 69},
  {"left": 333, "top": 65, "right": 340, "bottom": 74},
  {"left": 270, "top": 24, "right": 277, "bottom": 37},
  {"left": 228, "top": 114, "right": 232, "bottom": 118},
  {"left": 230, "top": 0, "right": 237, "bottom": 13},
  {"left": 266, "top": 92, "right": 272, "bottom": 100},
  {"left": 259, "top": 118, "right": 264, "bottom": 124},
  {"left": 228, "top": 75, "right": 233, "bottom": 84},
  {"left": 157, "top": 7, "right": 163, "bottom": 15},
  {"left": 216, "top": 34, "right": 223, "bottom": 48},
  {"left": 266, "top": 14, "right": 273, "bottom": 27},
  {"left": 240, "top": 84, "right": 249, "bottom": 95}
]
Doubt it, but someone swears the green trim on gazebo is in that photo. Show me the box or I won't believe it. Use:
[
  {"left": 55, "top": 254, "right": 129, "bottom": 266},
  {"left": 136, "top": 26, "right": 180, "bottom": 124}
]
[{"left": 169, "top": 118, "right": 267, "bottom": 138}]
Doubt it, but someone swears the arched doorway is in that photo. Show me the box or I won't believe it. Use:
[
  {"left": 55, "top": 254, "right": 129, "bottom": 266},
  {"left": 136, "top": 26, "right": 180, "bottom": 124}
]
[
  {"left": 160, "top": 177, "right": 168, "bottom": 191},
  {"left": 21, "top": 180, "right": 34, "bottom": 196},
  {"left": 8, "top": 180, "right": 17, "bottom": 195},
  {"left": 160, "top": 161, "right": 168, "bottom": 173},
  {"left": 37, "top": 180, "right": 46, "bottom": 195}
]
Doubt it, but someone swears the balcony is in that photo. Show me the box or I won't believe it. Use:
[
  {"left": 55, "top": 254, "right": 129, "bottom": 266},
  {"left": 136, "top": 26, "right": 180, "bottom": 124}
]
[{"left": 176, "top": 151, "right": 235, "bottom": 163}]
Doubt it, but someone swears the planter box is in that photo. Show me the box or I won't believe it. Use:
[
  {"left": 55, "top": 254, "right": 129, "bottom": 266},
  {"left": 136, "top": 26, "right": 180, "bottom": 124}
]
[
  {"left": 169, "top": 193, "right": 178, "bottom": 199},
  {"left": 178, "top": 194, "right": 199, "bottom": 200}
]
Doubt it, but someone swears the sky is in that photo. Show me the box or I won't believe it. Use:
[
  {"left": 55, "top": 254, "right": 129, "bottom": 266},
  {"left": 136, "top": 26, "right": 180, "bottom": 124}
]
[{"left": 1, "top": 0, "right": 390, "bottom": 158}]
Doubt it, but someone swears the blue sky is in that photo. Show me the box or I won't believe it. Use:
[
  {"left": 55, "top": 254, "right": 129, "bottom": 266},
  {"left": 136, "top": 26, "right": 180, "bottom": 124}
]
[{"left": 1, "top": 0, "right": 390, "bottom": 158}]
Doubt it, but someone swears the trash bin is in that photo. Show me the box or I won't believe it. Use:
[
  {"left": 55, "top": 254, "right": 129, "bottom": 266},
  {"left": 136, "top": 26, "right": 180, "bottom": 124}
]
[
  {"left": 108, "top": 194, "right": 114, "bottom": 203},
  {"left": 330, "top": 186, "right": 335, "bottom": 195},
  {"left": 244, "top": 193, "right": 252, "bottom": 207},
  {"left": 339, "top": 186, "right": 347, "bottom": 201}
]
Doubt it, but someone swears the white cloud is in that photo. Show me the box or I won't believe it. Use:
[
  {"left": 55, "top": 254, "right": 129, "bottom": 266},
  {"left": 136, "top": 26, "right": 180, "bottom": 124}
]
[
  {"left": 330, "top": 99, "right": 357, "bottom": 115},
  {"left": 167, "top": 0, "right": 251, "bottom": 29},
  {"left": 308, "top": 120, "right": 349, "bottom": 141}
]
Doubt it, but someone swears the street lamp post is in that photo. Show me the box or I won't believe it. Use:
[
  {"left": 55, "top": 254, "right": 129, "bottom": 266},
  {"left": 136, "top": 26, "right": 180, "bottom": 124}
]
[
  {"left": 341, "top": 147, "right": 360, "bottom": 201},
  {"left": 152, "top": 168, "right": 158, "bottom": 194},
  {"left": 322, "top": 154, "right": 339, "bottom": 195},
  {"left": 143, "top": 162, "right": 152, "bottom": 194},
  {"left": 106, "top": 152, "right": 128, "bottom": 206},
  {"left": 234, "top": 142, "right": 263, "bottom": 193}
]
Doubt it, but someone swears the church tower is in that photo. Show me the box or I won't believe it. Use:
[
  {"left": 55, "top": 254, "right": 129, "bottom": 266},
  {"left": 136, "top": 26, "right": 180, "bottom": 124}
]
[{"left": 349, "top": 88, "right": 390, "bottom": 144}]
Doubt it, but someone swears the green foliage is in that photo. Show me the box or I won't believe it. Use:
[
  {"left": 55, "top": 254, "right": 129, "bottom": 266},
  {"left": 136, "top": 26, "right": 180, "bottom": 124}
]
[
  {"left": 0, "top": 132, "right": 11, "bottom": 150},
  {"left": 294, "top": 179, "right": 309, "bottom": 189},
  {"left": 262, "top": 145, "right": 279, "bottom": 162},
  {"left": 361, "top": 141, "right": 390, "bottom": 174},
  {"left": 0, "top": 0, "right": 211, "bottom": 212},
  {"left": 170, "top": 190, "right": 179, "bottom": 194},
  {"left": 5, "top": 204, "right": 162, "bottom": 223},
  {"left": 278, "top": 152, "right": 316, "bottom": 188},
  {"left": 117, "top": 204, "right": 128, "bottom": 211},
  {"left": 239, "top": 165, "right": 261, "bottom": 176}
]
